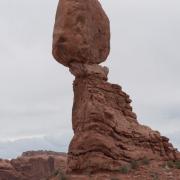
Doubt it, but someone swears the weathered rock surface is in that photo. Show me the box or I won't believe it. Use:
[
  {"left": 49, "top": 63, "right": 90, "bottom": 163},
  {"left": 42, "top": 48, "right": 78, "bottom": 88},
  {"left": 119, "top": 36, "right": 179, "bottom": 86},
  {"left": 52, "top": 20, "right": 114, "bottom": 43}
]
[
  {"left": 0, "top": 151, "right": 66, "bottom": 180},
  {"left": 51, "top": 0, "right": 180, "bottom": 176},
  {"left": 1, "top": 151, "right": 180, "bottom": 179},
  {"left": 67, "top": 64, "right": 179, "bottom": 173},
  {"left": 52, "top": 0, "right": 110, "bottom": 67},
  {"left": 50, "top": 161, "right": 180, "bottom": 180},
  {"left": 50, "top": 160, "right": 180, "bottom": 180}
]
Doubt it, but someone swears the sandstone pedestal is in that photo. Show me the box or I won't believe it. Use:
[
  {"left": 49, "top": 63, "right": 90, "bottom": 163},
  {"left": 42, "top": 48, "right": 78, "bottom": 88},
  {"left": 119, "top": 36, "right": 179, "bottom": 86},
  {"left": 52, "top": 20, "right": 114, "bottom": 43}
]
[{"left": 67, "top": 63, "right": 178, "bottom": 173}]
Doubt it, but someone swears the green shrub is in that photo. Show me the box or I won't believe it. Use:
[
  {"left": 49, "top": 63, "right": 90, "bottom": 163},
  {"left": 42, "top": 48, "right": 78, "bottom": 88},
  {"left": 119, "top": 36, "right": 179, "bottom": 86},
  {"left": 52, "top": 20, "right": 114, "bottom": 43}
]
[
  {"left": 167, "top": 161, "right": 174, "bottom": 168},
  {"left": 150, "top": 172, "right": 159, "bottom": 180},
  {"left": 119, "top": 165, "right": 130, "bottom": 174},
  {"left": 52, "top": 169, "right": 67, "bottom": 180},
  {"left": 175, "top": 161, "right": 180, "bottom": 169},
  {"left": 53, "top": 169, "right": 59, "bottom": 176},
  {"left": 141, "top": 157, "right": 150, "bottom": 165},
  {"left": 59, "top": 173, "right": 67, "bottom": 180},
  {"left": 130, "top": 160, "right": 139, "bottom": 169},
  {"left": 161, "top": 162, "right": 166, "bottom": 168},
  {"left": 59, "top": 172, "right": 67, "bottom": 180},
  {"left": 110, "top": 178, "right": 120, "bottom": 180}
]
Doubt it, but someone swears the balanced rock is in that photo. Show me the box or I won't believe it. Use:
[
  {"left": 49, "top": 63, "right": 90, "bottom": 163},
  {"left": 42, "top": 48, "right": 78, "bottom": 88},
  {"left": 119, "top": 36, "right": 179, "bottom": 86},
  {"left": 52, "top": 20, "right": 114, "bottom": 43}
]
[
  {"left": 52, "top": 0, "right": 110, "bottom": 67},
  {"left": 52, "top": 0, "right": 180, "bottom": 175}
]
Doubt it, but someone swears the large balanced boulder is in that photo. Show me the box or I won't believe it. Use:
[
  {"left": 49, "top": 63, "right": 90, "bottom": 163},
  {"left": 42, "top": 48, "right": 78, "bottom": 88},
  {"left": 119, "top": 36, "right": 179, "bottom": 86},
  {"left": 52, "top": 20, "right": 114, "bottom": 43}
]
[{"left": 52, "top": 0, "right": 110, "bottom": 67}]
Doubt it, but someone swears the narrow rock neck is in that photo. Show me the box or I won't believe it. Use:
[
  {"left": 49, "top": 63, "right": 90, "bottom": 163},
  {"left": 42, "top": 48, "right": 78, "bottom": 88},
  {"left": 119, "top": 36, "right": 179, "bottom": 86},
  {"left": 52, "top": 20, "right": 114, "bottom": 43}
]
[{"left": 69, "top": 62, "right": 109, "bottom": 81}]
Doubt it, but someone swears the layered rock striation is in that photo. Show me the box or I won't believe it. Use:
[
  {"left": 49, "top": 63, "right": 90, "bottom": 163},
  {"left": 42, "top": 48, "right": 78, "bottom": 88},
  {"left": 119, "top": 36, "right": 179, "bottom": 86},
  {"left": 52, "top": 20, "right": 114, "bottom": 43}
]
[
  {"left": 67, "top": 63, "right": 179, "bottom": 173},
  {"left": 0, "top": 151, "right": 66, "bottom": 180},
  {"left": 52, "top": 0, "right": 180, "bottom": 174}
]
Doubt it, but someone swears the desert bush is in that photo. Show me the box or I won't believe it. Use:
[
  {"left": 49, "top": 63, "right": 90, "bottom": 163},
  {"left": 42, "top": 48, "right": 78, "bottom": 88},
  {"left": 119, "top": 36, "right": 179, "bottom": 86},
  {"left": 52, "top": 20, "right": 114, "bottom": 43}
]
[
  {"left": 119, "top": 165, "right": 130, "bottom": 174},
  {"left": 141, "top": 157, "right": 150, "bottom": 165},
  {"left": 110, "top": 178, "right": 119, "bottom": 180},
  {"left": 52, "top": 169, "right": 67, "bottom": 180},
  {"left": 167, "top": 161, "right": 174, "bottom": 168},
  {"left": 174, "top": 161, "right": 180, "bottom": 169},
  {"left": 130, "top": 160, "right": 139, "bottom": 169},
  {"left": 58, "top": 171, "right": 67, "bottom": 180},
  {"left": 53, "top": 169, "right": 59, "bottom": 176},
  {"left": 150, "top": 172, "right": 159, "bottom": 180}
]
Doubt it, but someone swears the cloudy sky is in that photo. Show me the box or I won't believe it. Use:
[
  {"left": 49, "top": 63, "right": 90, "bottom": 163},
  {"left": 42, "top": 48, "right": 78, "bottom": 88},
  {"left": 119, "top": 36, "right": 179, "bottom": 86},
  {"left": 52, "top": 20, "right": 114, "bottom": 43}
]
[{"left": 0, "top": 0, "right": 179, "bottom": 159}]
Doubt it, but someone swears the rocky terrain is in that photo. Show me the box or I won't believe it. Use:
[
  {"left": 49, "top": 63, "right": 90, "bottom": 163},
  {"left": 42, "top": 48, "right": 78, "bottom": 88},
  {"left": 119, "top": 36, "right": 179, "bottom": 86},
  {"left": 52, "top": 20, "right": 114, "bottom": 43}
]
[
  {"left": 0, "top": 151, "right": 179, "bottom": 180},
  {"left": 1, "top": 0, "right": 179, "bottom": 179},
  {"left": 0, "top": 151, "right": 66, "bottom": 180},
  {"left": 66, "top": 63, "right": 180, "bottom": 173}
]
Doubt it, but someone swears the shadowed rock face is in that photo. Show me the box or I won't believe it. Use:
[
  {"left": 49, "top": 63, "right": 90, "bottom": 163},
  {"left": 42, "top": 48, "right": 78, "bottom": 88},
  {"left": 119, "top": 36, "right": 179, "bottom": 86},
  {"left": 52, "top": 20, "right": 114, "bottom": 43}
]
[
  {"left": 52, "top": 0, "right": 180, "bottom": 175},
  {"left": 52, "top": 0, "right": 110, "bottom": 67}
]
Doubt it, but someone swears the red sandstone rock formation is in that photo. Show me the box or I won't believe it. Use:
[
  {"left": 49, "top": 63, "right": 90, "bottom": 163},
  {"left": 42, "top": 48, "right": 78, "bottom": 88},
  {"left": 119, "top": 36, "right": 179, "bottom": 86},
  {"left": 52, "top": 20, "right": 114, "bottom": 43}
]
[
  {"left": 52, "top": 0, "right": 180, "bottom": 174},
  {"left": 0, "top": 151, "right": 66, "bottom": 180},
  {"left": 52, "top": 0, "right": 110, "bottom": 66},
  {"left": 50, "top": 0, "right": 178, "bottom": 173},
  {"left": 67, "top": 63, "right": 179, "bottom": 173},
  {"left": 53, "top": 0, "right": 178, "bottom": 173},
  {"left": 0, "top": 1, "right": 179, "bottom": 179},
  {"left": 0, "top": 151, "right": 179, "bottom": 179}
]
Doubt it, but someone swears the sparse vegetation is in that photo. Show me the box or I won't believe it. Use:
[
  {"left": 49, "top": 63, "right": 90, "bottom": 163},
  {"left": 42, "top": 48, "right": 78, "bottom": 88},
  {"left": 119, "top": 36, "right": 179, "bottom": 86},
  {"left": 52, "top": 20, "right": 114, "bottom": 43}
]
[
  {"left": 167, "top": 161, "right": 174, "bottom": 168},
  {"left": 164, "top": 160, "right": 180, "bottom": 169},
  {"left": 174, "top": 161, "right": 180, "bottom": 169},
  {"left": 130, "top": 160, "right": 139, "bottom": 169},
  {"left": 150, "top": 172, "right": 159, "bottom": 180},
  {"left": 110, "top": 178, "right": 120, "bottom": 180},
  {"left": 53, "top": 169, "right": 59, "bottom": 176},
  {"left": 52, "top": 169, "right": 67, "bottom": 180},
  {"left": 59, "top": 173, "right": 67, "bottom": 180},
  {"left": 119, "top": 165, "right": 130, "bottom": 174},
  {"left": 165, "top": 160, "right": 180, "bottom": 169},
  {"left": 141, "top": 157, "right": 150, "bottom": 165},
  {"left": 118, "top": 157, "right": 150, "bottom": 175},
  {"left": 84, "top": 172, "right": 92, "bottom": 178}
]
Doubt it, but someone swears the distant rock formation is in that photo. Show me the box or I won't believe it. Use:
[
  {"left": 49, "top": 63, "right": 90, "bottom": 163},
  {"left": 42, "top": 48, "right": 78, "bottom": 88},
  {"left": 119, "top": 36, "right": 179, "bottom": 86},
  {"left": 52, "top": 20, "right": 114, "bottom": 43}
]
[
  {"left": 52, "top": 0, "right": 179, "bottom": 174},
  {"left": 0, "top": 151, "right": 66, "bottom": 180}
]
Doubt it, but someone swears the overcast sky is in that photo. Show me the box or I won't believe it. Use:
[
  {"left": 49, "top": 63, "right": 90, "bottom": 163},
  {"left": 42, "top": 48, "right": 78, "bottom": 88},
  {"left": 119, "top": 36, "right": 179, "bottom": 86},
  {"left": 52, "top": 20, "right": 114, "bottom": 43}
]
[{"left": 0, "top": 0, "right": 179, "bottom": 159}]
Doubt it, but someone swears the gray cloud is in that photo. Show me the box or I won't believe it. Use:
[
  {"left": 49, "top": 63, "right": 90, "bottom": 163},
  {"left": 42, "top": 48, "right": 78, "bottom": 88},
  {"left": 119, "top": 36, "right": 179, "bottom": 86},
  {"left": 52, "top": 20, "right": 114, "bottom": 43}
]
[
  {"left": 0, "top": 132, "right": 72, "bottom": 159},
  {"left": 0, "top": 0, "right": 179, "bottom": 158}
]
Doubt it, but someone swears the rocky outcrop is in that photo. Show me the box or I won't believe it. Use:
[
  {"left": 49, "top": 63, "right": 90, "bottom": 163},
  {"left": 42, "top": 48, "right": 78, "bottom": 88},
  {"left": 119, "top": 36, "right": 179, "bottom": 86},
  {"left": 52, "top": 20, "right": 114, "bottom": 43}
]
[
  {"left": 52, "top": 0, "right": 180, "bottom": 174},
  {"left": 0, "top": 151, "right": 66, "bottom": 180},
  {"left": 67, "top": 63, "right": 179, "bottom": 173},
  {"left": 52, "top": 0, "right": 110, "bottom": 66},
  {"left": 0, "top": 151, "right": 179, "bottom": 180}
]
